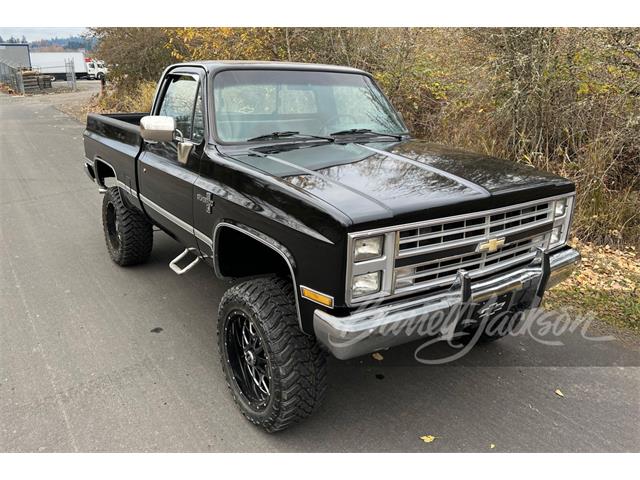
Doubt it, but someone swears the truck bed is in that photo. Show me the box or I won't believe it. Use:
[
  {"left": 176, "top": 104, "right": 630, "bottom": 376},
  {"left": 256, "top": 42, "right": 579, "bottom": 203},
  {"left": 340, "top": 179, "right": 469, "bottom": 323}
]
[
  {"left": 84, "top": 112, "right": 148, "bottom": 201},
  {"left": 101, "top": 112, "right": 148, "bottom": 126},
  {"left": 86, "top": 112, "right": 147, "bottom": 135}
]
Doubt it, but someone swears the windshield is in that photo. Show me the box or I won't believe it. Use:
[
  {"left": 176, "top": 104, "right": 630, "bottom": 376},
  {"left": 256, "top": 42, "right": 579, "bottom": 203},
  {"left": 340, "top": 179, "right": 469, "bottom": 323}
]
[{"left": 213, "top": 69, "right": 406, "bottom": 143}]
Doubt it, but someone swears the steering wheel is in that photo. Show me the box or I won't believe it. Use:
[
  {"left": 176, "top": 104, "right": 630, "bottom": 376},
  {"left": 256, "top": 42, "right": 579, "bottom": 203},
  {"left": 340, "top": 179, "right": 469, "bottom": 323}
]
[{"left": 320, "top": 114, "right": 359, "bottom": 135}]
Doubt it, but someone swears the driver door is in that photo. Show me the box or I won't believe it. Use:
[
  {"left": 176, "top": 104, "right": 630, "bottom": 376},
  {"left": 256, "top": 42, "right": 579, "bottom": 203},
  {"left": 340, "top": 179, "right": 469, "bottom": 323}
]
[{"left": 137, "top": 69, "right": 206, "bottom": 249}]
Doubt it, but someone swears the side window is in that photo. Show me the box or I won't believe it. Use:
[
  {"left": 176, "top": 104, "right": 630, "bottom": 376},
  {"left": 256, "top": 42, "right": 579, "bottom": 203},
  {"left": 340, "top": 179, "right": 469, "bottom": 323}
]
[{"left": 159, "top": 75, "right": 200, "bottom": 140}]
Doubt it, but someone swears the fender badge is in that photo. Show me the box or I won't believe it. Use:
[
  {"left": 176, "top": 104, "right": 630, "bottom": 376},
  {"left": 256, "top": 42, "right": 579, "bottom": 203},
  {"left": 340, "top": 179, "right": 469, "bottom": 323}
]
[{"left": 197, "top": 192, "right": 215, "bottom": 214}]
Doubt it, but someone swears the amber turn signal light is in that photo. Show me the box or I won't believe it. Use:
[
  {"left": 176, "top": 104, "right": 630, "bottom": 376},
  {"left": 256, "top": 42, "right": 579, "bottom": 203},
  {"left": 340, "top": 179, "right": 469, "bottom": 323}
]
[{"left": 300, "top": 286, "right": 334, "bottom": 308}]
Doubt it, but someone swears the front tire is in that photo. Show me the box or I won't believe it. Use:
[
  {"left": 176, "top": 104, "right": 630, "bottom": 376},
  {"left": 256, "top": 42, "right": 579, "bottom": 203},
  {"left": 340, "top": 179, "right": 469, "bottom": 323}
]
[
  {"left": 217, "top": 276, "right": 327, "bottom": 432},
  {"left": 102, "top": 187, "right": 153, "bottom": 266}
]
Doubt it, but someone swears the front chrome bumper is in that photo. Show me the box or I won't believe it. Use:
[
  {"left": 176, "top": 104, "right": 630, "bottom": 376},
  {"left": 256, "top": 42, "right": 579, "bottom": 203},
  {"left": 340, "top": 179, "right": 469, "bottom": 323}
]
[{"left": 314, "top": 247, "right": 581, "bottom": 360}]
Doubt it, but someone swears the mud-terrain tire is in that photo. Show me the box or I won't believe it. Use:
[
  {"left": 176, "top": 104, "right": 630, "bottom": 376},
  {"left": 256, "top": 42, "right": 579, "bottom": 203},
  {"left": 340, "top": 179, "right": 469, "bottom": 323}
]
[
  {"left": 217, "top": 276, "right": 327, "bottom": 432},
  {"left": 102, "top": 186, "right": 153, "bottom": 266}
]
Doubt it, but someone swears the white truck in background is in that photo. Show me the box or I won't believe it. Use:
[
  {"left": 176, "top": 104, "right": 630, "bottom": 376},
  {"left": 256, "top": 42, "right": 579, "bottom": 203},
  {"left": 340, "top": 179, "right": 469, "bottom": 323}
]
[{"left": 30, "top": 51, "right": 107, "bottom": 80}]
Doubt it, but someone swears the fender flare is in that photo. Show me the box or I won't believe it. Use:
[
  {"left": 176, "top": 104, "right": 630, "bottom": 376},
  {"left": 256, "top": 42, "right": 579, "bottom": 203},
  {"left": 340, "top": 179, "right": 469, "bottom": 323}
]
[
  {"left": 212, "top": 221, "right": 304, "bottom": 332},
  {"left": 92, "top": 157, "right": 117, "bottom": 189}
]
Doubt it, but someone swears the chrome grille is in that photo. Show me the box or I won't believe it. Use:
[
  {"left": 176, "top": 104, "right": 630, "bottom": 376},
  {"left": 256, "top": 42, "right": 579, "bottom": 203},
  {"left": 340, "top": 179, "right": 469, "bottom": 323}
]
[
  {"left": 393, "top": 200, "right": 554, "bottom": 295},
  {"left": 397, "top": 201, "right": 552, "bottom": 257}
]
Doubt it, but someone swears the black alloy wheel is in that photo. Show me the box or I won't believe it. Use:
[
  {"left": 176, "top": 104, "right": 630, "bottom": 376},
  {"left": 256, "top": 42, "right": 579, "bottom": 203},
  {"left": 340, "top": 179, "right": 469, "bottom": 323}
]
[{"left": 223, "top": 310, "right": 272, "bottom": 410}]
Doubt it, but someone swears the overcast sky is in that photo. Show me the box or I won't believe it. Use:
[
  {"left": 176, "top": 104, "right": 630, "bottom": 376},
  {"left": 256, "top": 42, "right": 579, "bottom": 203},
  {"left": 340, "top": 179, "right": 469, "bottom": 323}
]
[{"left": 0, "top": 27, "right": 88, "bottom": 42}]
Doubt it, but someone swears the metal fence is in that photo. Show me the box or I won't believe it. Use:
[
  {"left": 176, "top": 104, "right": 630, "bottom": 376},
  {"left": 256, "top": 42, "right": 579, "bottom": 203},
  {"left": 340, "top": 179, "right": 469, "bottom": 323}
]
[
  {"left": 1, "top": 57, "right": 78, "bottom": 95},
  {"left": 64, "top": 59, "right": 77, "bottom": 91},
  {"left": 0, "top": 61, "right": 25, "bottom": 95}
]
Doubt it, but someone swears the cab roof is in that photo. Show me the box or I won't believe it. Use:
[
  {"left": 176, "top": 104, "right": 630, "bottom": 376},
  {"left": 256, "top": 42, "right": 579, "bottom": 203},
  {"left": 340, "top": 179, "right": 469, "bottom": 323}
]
[{"left": 167, "top": 60, "right": 369, "bottom": 76}]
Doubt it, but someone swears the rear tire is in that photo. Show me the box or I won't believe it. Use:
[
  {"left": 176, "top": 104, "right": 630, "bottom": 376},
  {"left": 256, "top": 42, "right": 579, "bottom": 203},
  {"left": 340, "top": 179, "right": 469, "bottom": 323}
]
[
  {"left": 217, "top": 276, "right": 327, "bottom": 432},
  {"left": 102, "top": 186, "right": 153, "bottom": 266}
]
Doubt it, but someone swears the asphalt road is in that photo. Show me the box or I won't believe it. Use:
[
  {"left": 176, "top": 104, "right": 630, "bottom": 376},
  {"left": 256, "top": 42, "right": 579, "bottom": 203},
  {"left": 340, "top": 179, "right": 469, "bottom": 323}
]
[{"left": 1, "top": 87, "right": 639, "bottom": 452}]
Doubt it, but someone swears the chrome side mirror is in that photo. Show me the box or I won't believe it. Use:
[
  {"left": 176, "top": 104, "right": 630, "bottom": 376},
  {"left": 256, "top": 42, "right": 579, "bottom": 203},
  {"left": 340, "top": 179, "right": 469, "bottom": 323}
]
[
  {"left": 140, "top": 115, "right": 176, "bottom": 142},
  {"left": 140, "top": 115, "right": 194, "bottom": 164}
]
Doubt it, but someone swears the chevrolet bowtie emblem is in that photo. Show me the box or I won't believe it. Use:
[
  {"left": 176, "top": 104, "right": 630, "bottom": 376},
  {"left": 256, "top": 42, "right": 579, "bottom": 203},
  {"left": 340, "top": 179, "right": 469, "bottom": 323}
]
[{"left": 477, "top": 237, "right": 505, "bottom": 253}]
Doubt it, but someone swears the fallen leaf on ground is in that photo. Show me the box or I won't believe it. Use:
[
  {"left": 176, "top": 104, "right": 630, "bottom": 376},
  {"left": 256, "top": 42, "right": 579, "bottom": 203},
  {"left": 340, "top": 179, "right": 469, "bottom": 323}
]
[
  {"left": 555, "top": 389, "right": 565, "bottom": 397},
  {"left": 372, "top": 352, "right": 384, "bottom": 361},
  {"left": 490, "top": 444, "right": 496, "bottom": 449},
  {"left": 420, "top": 435, "right": 437, "bottom": 443},
  {"left": 544, "top": 240, "right": 639, "bottom": 331}
]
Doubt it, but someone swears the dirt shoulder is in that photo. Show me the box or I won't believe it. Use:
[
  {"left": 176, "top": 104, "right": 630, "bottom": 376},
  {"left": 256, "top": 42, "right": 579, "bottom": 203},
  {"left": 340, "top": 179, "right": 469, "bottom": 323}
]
[
  {"left": 545, "top": 240, "right": 639, "bottom": 336},
  {"left": 51, "top": 81, "right": 101, "bottom": 123}
]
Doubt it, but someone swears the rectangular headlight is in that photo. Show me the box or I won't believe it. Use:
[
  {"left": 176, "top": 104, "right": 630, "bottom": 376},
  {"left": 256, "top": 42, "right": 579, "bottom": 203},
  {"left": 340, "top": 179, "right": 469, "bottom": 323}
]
[
  {"left": 554, "top": 198, "right": 567, "bottom": 217},
  {"left": 550, "top": 225, "right": 562, "bottom": 245},
  {"left": 352, "top": 271, "right": 381, "bottom": 297},
  {"left": 548, "top": 196, "right": 574, "bottom": 249},
  {"left": 354, "top": 236, "right": 384, "bottom": 262}
]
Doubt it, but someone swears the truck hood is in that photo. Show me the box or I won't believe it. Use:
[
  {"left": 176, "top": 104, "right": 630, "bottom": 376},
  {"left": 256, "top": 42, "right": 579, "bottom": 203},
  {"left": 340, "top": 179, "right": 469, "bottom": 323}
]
[{"left": 224, "top": 139, "right": 574, "bottom": 227}]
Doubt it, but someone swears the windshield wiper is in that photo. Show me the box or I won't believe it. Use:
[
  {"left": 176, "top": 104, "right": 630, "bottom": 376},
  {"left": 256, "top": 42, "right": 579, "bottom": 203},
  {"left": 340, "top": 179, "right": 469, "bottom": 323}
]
[
  {"left": 246, "top": 131, "right": 334, "bottom": 142},
  {"left": 329, "top": 128, "right": 404, "bottom": 141}
]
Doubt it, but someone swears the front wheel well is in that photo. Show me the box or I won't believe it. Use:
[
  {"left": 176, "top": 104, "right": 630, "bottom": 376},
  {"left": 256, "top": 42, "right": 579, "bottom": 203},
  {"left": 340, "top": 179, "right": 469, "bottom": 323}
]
[{"left": 215, "top": 226, "right": 292, "bottom": 280}]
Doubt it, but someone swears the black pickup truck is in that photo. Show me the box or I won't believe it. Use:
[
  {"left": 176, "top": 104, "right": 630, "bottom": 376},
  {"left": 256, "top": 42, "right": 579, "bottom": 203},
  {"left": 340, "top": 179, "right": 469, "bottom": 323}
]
[{"left": 84, "top": 61, "right": 580, "bottom": 431}]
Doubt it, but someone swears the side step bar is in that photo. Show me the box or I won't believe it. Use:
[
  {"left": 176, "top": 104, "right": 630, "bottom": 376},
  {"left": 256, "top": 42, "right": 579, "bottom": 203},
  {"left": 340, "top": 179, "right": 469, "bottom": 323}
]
[{"left": 169, "top": 248, "right": 200, "bottom": 275}]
